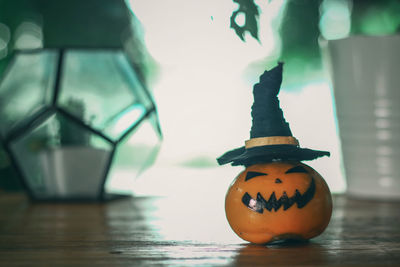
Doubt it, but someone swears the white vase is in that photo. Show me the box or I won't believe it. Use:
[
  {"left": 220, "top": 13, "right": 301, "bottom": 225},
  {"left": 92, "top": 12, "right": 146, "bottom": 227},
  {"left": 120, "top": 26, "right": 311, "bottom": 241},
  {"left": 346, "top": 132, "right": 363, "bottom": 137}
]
[{"left": 323, "top": 34, "right": 400, "bottom": 200}]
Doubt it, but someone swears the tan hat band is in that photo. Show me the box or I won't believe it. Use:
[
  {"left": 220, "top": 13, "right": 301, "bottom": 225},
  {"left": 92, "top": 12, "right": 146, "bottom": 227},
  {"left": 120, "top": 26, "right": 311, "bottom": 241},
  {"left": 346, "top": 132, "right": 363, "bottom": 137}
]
[{"left": 245, "top": 136, "right": 299, "bottom": 149}]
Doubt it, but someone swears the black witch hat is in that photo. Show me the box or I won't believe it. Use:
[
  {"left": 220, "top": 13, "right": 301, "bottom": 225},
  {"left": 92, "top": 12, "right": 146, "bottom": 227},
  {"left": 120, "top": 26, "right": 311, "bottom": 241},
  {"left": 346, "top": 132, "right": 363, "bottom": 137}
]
[{"left": 217, "top": 62, "right": 330, "bottom": 166}]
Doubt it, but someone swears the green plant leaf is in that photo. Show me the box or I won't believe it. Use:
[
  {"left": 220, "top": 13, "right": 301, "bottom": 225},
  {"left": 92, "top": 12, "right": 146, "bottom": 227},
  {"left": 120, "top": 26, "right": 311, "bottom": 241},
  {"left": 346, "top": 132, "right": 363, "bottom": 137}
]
[{"left": 230, "top": 0, "right": 260, "bottom": 41}]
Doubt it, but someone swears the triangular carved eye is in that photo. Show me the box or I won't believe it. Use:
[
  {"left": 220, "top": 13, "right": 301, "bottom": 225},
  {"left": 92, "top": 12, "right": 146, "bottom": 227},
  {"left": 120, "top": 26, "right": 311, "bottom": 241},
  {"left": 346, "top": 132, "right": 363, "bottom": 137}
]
[
  {"left": 245, "top": 171, "right": 267, "bottom": 181},
  {"left": 285, "top": 165, "right": 308, "bottom": 174}
]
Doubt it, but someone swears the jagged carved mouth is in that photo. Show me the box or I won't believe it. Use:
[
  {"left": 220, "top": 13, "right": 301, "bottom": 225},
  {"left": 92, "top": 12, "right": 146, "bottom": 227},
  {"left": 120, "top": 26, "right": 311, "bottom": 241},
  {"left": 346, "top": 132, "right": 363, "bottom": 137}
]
[{"left": 241, "top": 177, "right": 316, "bottom": 213}]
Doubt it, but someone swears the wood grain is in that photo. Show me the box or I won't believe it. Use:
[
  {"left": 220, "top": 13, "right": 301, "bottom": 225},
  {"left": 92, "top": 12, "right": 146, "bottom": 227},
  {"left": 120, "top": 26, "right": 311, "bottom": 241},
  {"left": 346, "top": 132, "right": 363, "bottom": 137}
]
[{"left": 0, "top": 193, "right": 400, "bottom": 266}]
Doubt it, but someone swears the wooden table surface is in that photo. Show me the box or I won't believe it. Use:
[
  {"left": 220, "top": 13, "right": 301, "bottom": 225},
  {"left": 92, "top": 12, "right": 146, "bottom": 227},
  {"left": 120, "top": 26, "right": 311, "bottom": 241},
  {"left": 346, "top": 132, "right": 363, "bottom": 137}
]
[{"left": 0, "top": 192, "right": 400, "bottom": 266}]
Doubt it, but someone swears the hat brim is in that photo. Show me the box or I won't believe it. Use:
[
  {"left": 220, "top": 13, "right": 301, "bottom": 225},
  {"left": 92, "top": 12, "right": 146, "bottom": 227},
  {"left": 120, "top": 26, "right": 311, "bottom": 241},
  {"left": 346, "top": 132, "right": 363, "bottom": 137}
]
[{"left": 217, "top": 145, "right": 330, "bottom": 166}]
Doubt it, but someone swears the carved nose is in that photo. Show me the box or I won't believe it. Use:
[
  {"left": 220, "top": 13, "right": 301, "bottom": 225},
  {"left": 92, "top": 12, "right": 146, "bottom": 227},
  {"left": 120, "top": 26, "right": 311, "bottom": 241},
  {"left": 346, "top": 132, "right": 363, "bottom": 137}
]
[{"left": 275, "top": 178, "right": 282, "bottom": 184}]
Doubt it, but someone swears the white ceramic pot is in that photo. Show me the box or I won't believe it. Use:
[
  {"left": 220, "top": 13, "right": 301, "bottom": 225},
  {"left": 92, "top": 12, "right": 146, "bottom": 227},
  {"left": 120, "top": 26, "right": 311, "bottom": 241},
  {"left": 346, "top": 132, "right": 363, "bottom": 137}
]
[{"left": 324, "top": 34, "right": 400, "bottom": 200}]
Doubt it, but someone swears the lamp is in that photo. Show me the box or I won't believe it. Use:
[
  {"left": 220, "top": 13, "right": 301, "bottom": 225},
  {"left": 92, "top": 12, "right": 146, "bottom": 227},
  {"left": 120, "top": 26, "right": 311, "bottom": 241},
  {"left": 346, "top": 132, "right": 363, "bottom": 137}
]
[{"left": 0, "top": 0, "right": 162, "bottom": 200}]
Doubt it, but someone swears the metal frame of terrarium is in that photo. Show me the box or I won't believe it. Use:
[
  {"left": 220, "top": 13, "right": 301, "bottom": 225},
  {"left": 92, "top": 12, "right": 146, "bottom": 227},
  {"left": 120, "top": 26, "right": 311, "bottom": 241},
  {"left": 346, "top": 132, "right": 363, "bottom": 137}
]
[{"left": 0, "top": 47, "right": 162, "bottom": 201}]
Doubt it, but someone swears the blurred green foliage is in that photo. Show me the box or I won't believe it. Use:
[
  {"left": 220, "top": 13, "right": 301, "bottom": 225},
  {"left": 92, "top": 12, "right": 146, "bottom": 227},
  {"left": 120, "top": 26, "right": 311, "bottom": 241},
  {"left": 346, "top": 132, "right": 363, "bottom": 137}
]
[
  {"left": 279, "top": 0, "right": 323, "bottom": 86},
  {"left": 59, "top": 99, "right": 90, "bottom": 146},
  {"left": 230, "top": 0, "right": 260, "bottom": 41},
  {"left": 232, "top": 0, "right": 400, "bottom": 87},
  {"left": 352, "top": 0, "right": 400, "bottom": 35}
]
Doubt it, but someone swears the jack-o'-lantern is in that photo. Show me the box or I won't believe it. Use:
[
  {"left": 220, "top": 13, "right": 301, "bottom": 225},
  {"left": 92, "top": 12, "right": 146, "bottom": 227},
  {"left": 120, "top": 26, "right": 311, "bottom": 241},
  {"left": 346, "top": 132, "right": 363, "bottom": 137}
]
[
  {"left": 217, "top": 63, "right": 332, "bottom": 244},
  {"left": 225, "top": 162, "right": 332, "bottom": 244}
]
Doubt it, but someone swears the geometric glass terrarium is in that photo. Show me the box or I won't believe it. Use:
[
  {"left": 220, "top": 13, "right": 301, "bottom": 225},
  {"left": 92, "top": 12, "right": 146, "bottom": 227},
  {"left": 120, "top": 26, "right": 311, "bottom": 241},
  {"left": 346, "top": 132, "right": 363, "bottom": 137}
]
[{"left": 0, "top": 1, "right": 161, "bottom": 201}]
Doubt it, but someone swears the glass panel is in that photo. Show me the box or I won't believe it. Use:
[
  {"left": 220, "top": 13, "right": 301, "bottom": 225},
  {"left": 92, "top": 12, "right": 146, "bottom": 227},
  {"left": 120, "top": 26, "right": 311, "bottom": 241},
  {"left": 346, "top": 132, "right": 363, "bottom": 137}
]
[
  {"left": 0, "top": 51, "right": 57, "bottom": 138},
  {"left": 103, "top": 103, "right": 147, "bottom": 141},
  {"left": 9, "top": 112, "right": 112, "bottom": 200},
  {"left": 59, "top": 50, "right": 153, "bottom": 141},
  {"left": 106, "top": 112, "right": 161, "bottom": 195},
  {"left": 147, "top": 109, "right": 163, "bottom": 138}
]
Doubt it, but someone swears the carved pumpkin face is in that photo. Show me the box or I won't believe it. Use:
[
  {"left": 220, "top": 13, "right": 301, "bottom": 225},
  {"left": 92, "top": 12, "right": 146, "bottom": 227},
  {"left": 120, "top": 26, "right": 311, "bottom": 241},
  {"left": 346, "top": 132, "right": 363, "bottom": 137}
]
[{"left": 225, "top": 161, "right": 332, "bottom": 244}]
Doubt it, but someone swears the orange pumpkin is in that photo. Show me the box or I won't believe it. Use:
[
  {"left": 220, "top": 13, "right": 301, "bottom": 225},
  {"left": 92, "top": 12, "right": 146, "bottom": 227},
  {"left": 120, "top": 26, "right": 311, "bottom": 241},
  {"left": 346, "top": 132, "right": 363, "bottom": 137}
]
[{"left": 225, "top": 161, "right": 332, "bottom": 244}]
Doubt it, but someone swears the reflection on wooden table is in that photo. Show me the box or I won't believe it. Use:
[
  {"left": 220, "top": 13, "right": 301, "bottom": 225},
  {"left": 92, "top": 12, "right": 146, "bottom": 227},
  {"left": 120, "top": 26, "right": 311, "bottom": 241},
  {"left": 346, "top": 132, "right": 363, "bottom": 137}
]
[{"left": 0, "top": 191, "right": 400, "bottom": 266}]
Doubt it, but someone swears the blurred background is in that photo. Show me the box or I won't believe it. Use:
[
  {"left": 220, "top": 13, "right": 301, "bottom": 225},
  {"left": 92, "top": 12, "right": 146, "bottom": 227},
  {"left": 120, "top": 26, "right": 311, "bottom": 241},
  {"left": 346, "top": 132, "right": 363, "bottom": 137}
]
[{"left": 0, "top": 0, "right": 399, "bottom": 198}]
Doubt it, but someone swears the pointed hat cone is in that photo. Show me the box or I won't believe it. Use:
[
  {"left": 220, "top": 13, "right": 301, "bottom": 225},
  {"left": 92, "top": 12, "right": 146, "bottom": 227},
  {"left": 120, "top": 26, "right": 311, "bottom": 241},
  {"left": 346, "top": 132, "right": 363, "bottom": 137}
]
[
  {"left": 250, "top": 62, "right": 292, "bottom": 138},
  {"left": 217, "top": 63, "right": 330, "bottom": 166}
]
